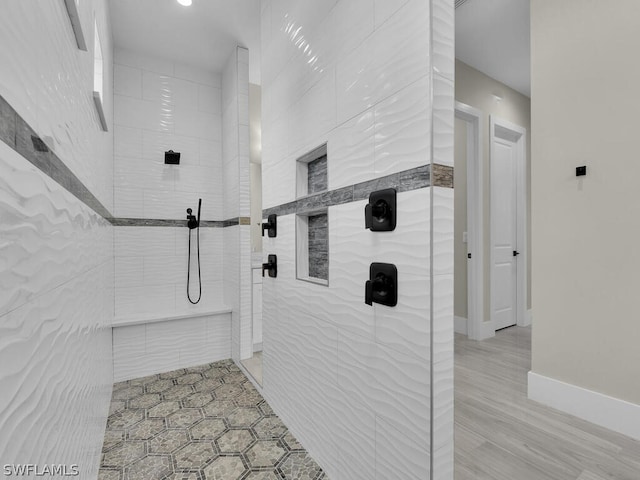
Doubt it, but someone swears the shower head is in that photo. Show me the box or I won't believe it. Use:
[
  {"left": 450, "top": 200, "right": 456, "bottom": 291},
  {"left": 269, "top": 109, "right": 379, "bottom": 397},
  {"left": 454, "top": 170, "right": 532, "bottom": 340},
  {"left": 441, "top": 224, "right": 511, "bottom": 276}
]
[{"left": 197, "top": 199, "right": 202, "bottom": 222}]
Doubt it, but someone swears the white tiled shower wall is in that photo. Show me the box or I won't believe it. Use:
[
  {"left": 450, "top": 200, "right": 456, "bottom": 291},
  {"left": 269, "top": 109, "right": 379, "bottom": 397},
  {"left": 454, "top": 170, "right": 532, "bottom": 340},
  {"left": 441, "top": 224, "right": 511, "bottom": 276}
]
[
  {"left": 0, "top": 1, "right": 114, "bottom": 477},
  {"left": 113, "top": 226, "right": 225, "bottom": 317},
  {"left": 113, "top": 48, "right": 223, "bottom": 221},
  {"left": 112, "top": 46, "right": 252, "bottom": 373},
  {"left": 221, "top": 47, "right": 253, "bottom": 361},
  {"left": 113, "top": 50, "right": 226, "bottom": 318},
  {"left": 260, "top": 0, "right": 455, "bottom": 478},
  {"left": 431, "top": 0, "right": 456, "bottom": 475}
]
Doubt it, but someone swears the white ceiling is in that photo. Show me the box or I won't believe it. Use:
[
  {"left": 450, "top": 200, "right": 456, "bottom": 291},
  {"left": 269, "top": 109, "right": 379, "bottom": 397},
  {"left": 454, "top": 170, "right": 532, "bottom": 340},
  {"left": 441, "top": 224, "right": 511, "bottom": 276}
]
[
  {"left": 109, "top": 0, "right": 530, "bottom": 97},
  {"left": 109, "top": 0, "right": 261, "bottom": 84},
  {"left": 455, "top": 0, "right": 530, "bottom": 97}
]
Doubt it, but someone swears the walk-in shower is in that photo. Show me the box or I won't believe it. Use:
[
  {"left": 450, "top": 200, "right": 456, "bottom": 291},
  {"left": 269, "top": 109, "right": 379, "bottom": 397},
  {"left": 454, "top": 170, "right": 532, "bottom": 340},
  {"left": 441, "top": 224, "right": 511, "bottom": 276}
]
[{"left": 186, "top": 199, "right": 202, "bottom": 304}]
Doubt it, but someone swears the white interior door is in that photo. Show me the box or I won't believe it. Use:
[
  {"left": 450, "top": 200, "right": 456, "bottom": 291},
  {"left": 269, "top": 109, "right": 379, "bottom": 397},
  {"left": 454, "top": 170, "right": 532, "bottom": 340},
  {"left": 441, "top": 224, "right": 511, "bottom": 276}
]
[{"left": 491, "top": 132, "right": 519, "bottom": 330}]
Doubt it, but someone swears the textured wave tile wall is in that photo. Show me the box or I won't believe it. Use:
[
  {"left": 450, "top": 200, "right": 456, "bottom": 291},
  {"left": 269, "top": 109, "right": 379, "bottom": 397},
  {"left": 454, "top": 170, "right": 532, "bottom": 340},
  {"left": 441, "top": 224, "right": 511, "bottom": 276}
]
[
  {"left": 0, "top": 0, "right": 114, "bottom": 213},
  {"left": 0, "top": 0, "right": 115, "bottom": 477},
  {"left": 0, "top": 142, "right": 113, "bottom": 478},
  {"left": 259, "top": 0, "right": 446, "bottom": 477}
]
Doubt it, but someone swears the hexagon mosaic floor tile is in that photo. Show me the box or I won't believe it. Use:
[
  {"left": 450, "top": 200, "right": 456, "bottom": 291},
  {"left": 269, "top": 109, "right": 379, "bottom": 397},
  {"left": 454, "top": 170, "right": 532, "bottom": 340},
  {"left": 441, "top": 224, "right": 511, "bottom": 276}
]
[{"left": 99, "top": 359, "right": 326, "bottom": 480}]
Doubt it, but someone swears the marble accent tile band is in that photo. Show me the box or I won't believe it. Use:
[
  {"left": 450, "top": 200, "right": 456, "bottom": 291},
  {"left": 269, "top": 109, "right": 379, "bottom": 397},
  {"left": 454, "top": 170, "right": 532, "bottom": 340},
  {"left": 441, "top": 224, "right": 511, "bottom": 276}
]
[
  {"left": 432, "top": 164, "right": 454, "bottom": 189},
  {"left": 0, "top": 95, "right": 251, "bottom": 229},
  {"left": 263, "top": 163, "right": 453, "bottom": 218},
  {"left": 0, "top": 94, "right": 113, "bottom": 220},
  {"left": 110, "top": 218, "right": 250, "bottom": 228},
  {"left": 111, "top": 218, "right": 223, "bottom": 227},
  {"left": 0, "top": 95, "right": 453, "bottom": 231}
]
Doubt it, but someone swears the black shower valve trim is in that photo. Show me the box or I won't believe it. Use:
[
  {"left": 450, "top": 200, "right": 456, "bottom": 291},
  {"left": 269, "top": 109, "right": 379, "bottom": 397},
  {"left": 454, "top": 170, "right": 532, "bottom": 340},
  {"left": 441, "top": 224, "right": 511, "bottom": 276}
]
[{"left": 262, "top": 214, "right": 277, "bottom": 237}]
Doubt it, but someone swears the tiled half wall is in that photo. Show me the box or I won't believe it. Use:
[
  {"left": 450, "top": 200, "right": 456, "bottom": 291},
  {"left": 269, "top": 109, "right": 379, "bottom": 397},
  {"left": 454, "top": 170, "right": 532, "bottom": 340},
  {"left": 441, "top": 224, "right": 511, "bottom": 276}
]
[
  {"left": 0, "top": 1, "right": 114, "bottom": 478},
  {"left": 259, "top": 1, "right": 455, "bottom": 479}
]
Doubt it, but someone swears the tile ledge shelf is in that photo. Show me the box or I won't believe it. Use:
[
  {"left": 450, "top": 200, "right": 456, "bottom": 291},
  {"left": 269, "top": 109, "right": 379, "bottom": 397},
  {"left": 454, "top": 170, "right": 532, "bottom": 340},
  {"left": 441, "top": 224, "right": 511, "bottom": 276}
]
[
  {"left": 112, "top": 307, "right": 232, "bottom": 328},
  {"left": 297, "top": 276, "right": 329, "bottom": 287}
]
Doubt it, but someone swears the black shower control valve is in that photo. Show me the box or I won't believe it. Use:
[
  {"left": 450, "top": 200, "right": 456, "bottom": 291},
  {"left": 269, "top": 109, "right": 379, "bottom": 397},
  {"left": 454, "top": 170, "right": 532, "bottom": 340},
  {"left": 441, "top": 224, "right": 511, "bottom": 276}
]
[
  {"left": 262, "top": 214, "right": 277, "bottom": 238},
  {"left": 262, "top": 254, "right": 278, "bottom": 278},
  {"left": 365, "top": 188, "right": 396, "bottom": 231},
  {"left": 365, "top": 262, "right": 397, "bottom": 307}
]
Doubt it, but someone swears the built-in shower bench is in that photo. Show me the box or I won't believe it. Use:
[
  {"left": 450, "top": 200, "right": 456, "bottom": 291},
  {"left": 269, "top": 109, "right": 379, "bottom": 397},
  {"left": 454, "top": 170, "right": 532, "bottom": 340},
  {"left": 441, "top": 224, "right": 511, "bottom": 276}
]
[
  {"left": 111, "top": 307, "right": 233, "bottom": 382},
  {"left": 112, "top": 307, "right": 232, "bottom": 328}
]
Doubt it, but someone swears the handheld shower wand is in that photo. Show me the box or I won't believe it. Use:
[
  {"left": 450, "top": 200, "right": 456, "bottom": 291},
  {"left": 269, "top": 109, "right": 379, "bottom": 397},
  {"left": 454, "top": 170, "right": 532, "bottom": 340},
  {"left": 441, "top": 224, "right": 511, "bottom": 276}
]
[{"left": 186, "top": 199, "right": 202, "bottom": 304}]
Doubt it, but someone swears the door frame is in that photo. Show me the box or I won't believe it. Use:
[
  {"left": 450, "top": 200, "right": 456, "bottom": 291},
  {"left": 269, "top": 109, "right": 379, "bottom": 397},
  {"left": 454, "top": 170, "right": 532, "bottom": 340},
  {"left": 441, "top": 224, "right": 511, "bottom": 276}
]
[
  {"left": 489, "top": 115, "right": 528, "bottom": 329},
  {"left": 455, "top": 102, "right": 485, "bottom": 340}
]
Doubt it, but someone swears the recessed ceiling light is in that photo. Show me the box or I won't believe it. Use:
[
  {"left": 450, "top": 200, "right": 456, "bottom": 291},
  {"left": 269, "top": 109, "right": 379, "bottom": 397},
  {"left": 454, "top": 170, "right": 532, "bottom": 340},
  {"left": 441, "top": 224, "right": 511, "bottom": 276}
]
[{"left": 177, "top": 0, "right": 192, "bottom": 6}]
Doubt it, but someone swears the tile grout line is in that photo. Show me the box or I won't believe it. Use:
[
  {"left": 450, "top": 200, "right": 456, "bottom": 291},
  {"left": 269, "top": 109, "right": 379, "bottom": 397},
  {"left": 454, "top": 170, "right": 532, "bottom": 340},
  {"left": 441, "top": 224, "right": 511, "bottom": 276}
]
[{"left": 428, "top": 0, "right": 436, "bottom": 476}]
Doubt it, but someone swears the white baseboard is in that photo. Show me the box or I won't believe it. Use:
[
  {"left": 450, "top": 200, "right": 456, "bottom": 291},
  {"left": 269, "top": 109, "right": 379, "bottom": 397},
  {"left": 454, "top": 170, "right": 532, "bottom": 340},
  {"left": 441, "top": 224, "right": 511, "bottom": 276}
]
[
  {"left": 479, "top": 320, "right": 495, "bottom": 340},
  {"left": 517, "top": 308, "right": 532, "bottom": 328},
  {"left": 528, "top": 372, "right": 640, "bottom": 441},
  {"left": 454, "top": 316, "right": 467, "bottom": 335},
  {"left": 463, "top": 317, "right": 495, "bottom": 340}
]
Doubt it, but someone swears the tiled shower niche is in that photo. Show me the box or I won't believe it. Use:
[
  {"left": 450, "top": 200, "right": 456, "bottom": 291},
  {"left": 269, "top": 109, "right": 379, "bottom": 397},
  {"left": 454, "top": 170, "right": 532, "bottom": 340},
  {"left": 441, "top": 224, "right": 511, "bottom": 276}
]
[
  {"left": 296, "top": 210, "right": 329, "bottom": 285},
  {"left": 295, "top": 145, "right": 329, "bottom": 285},
  {"left": 296, "top": 144, "right": 327, "bottom": 198}
]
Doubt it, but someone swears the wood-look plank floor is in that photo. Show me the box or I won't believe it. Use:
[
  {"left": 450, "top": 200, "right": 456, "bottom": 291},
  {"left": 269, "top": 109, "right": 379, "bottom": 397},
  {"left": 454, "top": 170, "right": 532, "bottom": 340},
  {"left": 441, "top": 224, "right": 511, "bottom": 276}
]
[{"left": 455, "top": 326, "right": 640, "bottom": 480}]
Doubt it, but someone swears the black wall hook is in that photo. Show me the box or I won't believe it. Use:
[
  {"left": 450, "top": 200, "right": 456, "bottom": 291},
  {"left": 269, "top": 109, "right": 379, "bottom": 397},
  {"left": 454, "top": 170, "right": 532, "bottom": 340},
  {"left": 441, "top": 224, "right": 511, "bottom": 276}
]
[
  {"left": 262, "top": 214, "right": 277, "bottom": 237},
  {"left": 365, "top": 188, "right": 396, "bottom": 231},
  {"left": 365, "top": 263, "right": 397, "bottom": 307}
]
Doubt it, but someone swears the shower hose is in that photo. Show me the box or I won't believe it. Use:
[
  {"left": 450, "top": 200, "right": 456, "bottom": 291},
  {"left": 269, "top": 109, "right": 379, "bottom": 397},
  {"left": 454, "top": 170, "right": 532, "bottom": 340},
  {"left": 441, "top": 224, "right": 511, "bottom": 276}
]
[{"left": 187, "top": 224, "right": 202, "bottom": 304}]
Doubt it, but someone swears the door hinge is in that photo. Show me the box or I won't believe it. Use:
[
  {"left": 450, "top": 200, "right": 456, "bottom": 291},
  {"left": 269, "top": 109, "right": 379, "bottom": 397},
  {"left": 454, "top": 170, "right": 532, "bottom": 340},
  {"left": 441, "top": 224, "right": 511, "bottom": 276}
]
[
  {"left": 467, "top": 253, "right": 471, "bottom": 259},
  {"left": 513, "top": 250, "right": 520, "bottom": 257}
]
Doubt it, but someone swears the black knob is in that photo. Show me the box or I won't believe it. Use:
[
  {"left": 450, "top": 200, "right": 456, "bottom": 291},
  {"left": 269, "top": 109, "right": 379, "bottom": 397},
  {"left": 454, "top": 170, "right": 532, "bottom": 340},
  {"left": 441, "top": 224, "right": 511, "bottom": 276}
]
[
  {"left": 262, "top": 254, "right": 278, "bottom": 278},
  {"left": 365, "top": 263, "right": 398, "bottom": 307},
  {"left": 365, "top": 189, "right": 396, "bottom": 231},
  {"left": 262, "top": 214, "right": 277, "bottom": 238}
]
